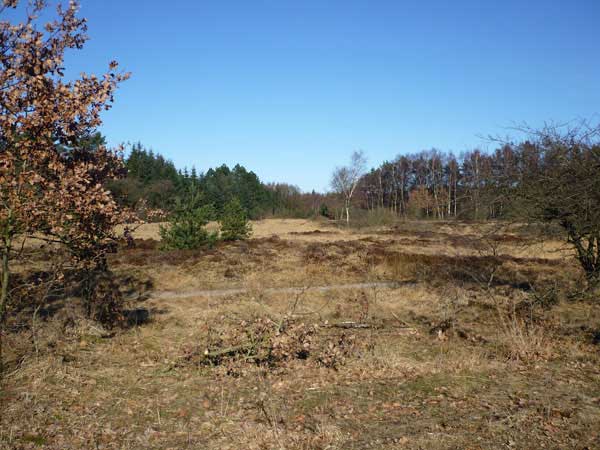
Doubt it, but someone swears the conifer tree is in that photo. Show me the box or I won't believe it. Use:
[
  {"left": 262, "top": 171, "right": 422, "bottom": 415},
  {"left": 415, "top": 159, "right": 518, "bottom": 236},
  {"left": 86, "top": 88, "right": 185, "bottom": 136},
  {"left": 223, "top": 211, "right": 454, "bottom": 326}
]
[
  {"left": 159, "top": 190, "right": 217, "bottom": 250},
  {"left": 219, "top": 198, "right": 252, "bottom": 241}
]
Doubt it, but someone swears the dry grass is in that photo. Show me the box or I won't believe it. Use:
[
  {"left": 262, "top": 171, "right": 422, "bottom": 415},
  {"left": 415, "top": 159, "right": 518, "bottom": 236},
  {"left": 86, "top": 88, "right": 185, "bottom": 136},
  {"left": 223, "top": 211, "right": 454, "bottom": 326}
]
[
  {"left": 119, "top": 219, "right": 345, "bottom": 242},
  {"left": 2, "top": 219, "right": 600, "bottom": 449}
]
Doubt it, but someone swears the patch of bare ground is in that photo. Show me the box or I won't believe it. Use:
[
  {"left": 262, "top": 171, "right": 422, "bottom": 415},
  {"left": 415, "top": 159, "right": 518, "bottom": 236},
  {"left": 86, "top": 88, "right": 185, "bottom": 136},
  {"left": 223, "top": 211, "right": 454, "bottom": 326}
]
[{"left": 2, "top": 220, "right": 599, "bottom": 449}]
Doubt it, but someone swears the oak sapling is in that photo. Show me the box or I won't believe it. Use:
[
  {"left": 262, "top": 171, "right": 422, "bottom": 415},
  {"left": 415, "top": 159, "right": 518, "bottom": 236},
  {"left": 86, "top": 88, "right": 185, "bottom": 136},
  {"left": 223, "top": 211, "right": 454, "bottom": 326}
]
[{"left": 0, "top": 0, "right": 129, "bottom": 367}]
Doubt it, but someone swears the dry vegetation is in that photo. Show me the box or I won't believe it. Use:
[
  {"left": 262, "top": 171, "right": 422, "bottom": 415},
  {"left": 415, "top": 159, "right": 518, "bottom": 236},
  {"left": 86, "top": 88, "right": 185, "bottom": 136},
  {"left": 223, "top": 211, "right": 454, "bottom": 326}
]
[{"left": 2, "top": 219, "right": 600, "bottom": 449}]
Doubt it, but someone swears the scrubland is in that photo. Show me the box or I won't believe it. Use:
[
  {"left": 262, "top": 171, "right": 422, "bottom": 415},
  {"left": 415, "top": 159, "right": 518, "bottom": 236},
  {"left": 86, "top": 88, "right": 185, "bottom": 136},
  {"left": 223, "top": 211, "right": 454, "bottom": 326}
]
[{"left": 2, "top": 219, "right": 599, "bottom": 449}]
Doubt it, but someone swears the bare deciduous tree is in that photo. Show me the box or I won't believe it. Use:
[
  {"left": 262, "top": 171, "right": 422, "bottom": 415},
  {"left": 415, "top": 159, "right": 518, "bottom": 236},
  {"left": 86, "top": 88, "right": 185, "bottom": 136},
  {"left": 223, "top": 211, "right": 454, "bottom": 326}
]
[
  {"left": 513, "top": 121, "right": 600, "bottom": 288},
  {"left": 331, "top": 150, "right": 367, "bottom": 225}
]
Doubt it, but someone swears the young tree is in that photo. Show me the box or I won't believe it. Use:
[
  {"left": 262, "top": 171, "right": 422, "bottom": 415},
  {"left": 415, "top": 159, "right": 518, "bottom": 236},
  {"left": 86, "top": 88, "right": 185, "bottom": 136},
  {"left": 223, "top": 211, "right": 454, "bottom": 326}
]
[
  {"left": 220, "top": 198, "right": 252, "bottom": 241},
  {"left": 0, "top": 0, "right": 129, "bottom": 363},
  {"left": 159, "top": 191, "right": 217, "bottom": 250},
  {"left": 331, "top": 150, "right": 367, "bottom": 225}
]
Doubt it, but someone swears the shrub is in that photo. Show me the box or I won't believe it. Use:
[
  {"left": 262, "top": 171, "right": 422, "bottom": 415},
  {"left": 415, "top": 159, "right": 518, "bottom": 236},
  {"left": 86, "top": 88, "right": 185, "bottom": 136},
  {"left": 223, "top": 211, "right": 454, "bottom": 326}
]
[
  {"left": 159, "top": 192, "right": 217, "bottom": 250},
  {"left": 346, "top": 208, "right": 397, "bottom": 229},
  {"left": 319, "top": 203, "right": 331, "bottom": 218},
  {"left": 219, "top": 198, "right": 252, "bottom": 241},
  {"left": 514, "top": 122, "right": 600, "bottom": 288}
]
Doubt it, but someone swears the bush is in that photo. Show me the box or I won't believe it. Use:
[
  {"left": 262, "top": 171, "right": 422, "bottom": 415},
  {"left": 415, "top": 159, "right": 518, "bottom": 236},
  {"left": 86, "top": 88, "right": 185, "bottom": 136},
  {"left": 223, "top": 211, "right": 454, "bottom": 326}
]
[
  {"left": 319, "top": 203, "right": 331, "bottom": 218},
  {"left": 346, "top": 208, "right": 398, "bottom": 229},
  {"left": 159, "top": 192, "right": 217, "bottom": 250},
  {"left": 219, "top": 198, "right": 252, "bottom": 241}
]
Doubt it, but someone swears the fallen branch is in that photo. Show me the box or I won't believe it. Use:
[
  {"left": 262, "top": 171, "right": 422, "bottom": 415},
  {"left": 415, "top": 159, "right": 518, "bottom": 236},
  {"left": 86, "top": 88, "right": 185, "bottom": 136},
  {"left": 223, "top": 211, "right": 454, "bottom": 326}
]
[
  {"left": 325, "top": 321, "right": 373, "bottom": 329},
  {"left": 202, "top": 343, "right": 256, "bottom": 361},
  {"left": 391, "top": 311, "right": 411, "bottom": 327}
]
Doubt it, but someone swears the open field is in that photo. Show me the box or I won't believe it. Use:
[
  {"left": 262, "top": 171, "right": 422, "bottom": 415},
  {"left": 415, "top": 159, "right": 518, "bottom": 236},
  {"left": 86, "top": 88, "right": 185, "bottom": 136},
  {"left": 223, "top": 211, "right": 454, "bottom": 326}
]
[{"left": 2, "top": 219, "right": 600, "bottom": 449}]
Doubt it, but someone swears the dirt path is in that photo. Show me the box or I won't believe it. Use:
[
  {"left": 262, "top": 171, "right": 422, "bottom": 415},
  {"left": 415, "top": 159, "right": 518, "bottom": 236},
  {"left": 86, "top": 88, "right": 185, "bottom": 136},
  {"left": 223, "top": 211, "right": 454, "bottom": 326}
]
[{"left": 150, "top": 281, "right": 411, "bottom": 300}]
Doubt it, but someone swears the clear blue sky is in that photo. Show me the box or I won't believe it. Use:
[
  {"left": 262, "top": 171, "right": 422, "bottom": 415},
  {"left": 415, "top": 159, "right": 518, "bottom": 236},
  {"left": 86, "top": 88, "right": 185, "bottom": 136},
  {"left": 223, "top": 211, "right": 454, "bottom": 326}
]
[{"left": 66, "top": 0, "right": 599, "bottom": 192}]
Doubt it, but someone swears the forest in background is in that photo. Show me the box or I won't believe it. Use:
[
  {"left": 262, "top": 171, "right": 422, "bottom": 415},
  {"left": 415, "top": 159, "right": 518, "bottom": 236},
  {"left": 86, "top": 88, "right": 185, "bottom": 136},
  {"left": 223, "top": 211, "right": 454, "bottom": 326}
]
[
  {"left": 108, "top": 142, "right": 331, "bottom": 219},
  {"left": 110, "top": 136, "right": 600, "bottom": 224}
]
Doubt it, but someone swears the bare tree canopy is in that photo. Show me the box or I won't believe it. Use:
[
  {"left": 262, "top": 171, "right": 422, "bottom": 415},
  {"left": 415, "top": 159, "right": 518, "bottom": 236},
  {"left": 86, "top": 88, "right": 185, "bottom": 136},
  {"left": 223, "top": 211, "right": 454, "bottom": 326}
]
[
  {"left": 512, "top": 121, "right": 600, "bottom": 286},
  {"left": 331, "top": 150, "right": 367, "bottom": 224}
]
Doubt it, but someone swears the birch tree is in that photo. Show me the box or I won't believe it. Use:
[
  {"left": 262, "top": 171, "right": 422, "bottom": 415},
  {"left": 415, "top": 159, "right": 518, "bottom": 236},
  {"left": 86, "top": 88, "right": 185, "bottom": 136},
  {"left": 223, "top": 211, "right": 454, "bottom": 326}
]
[{"left": 331, "top": 150, "right": 367, "bottom": 225}]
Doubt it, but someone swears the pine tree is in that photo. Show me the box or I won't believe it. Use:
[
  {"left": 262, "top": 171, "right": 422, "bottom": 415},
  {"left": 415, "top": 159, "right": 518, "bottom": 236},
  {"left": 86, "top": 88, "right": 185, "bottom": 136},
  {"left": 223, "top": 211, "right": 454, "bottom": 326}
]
[
  {"left": 159, "top": 191, "right": 217, "bottom": 250},
  {"left": 219, "top": 198, "right": 252, "bottom": 241},
  {"left": 190, "top": 166, "right": 198, "bottom": 187}
]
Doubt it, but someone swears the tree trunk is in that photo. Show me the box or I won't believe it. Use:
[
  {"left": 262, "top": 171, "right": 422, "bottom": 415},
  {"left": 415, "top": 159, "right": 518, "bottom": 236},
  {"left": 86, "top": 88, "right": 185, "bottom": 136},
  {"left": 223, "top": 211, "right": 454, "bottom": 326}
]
[
  {"left": 447, "top": 180, "right": 452, "bottom": 216},
  {"left": 0, "top": 222, "right": 13, "bottom": 376},
  {"left": 401, "top": 182, "right": 406, "bottom": 219},
  {"left": 454, "top": 179, "right": 458, "bottom": 217},
  {"left": 345, "top": 200, "right": 350, "bottom": 226},
  {"left": 0, "top": 241, "right": 9, "bottom": 323}
]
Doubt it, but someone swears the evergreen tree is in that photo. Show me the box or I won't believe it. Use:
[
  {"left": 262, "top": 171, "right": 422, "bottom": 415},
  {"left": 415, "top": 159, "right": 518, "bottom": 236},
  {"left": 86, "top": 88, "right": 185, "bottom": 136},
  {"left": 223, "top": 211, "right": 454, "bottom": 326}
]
[
  {"left": 219, "top": 198, "right": 252, "bottom": 241},
  {"left": 159, "top": 190, "right": 217, "bottom": 250},
  {"left": 113, "top": 146, "right": 303, "bottom": 217}
]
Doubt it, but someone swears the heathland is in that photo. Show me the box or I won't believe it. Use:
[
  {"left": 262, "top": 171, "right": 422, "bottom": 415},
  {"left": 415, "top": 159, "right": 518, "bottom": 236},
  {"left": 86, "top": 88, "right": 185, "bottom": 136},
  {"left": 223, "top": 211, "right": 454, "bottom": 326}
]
[{"left": 3, "top": 219, "right": 599, "bottom": 449}]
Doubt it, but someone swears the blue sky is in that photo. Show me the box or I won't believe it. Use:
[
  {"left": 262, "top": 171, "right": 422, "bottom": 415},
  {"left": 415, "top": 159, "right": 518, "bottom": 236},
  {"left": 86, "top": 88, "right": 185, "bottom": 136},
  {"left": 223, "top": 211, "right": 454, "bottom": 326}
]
[{"left": 62, "top": 0, "right": 599, "bottom": 191}]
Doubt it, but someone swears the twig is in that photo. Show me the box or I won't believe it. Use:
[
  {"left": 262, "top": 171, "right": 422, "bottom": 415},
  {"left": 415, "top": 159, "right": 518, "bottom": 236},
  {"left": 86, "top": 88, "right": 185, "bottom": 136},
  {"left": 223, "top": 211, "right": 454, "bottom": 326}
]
[{"left": 325, "top": 321, "right": 372, "bottom": 329}]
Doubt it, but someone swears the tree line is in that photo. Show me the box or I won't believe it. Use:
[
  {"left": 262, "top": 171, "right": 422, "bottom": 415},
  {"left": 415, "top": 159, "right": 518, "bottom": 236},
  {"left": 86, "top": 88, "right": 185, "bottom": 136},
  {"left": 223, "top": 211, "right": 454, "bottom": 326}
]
[
  {"left": 353, "top": 139, "right": 591, "bottom": 222},
  {"left": 356, "top": 146, "right": 518, "bottom": 220},
  {"left": 331, "top": 124, "right": 599, "bottom": 283},
  {"left": 109, "top": 144, "right": 330, "bottom": 219}
]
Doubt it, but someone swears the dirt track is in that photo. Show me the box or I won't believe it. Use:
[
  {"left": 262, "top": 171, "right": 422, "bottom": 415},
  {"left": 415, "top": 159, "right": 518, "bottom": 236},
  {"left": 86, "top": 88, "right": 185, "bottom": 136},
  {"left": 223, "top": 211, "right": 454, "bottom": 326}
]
[{"left": 150, "top": 281, "right": 412, "bottom": 300}]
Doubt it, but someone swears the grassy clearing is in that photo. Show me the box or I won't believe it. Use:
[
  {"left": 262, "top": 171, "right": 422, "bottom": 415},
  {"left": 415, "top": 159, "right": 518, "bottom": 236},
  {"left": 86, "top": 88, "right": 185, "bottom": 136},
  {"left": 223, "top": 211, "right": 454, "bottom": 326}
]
[{"left": 2, "top": 219, "right": 599, "bottom": 449}]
